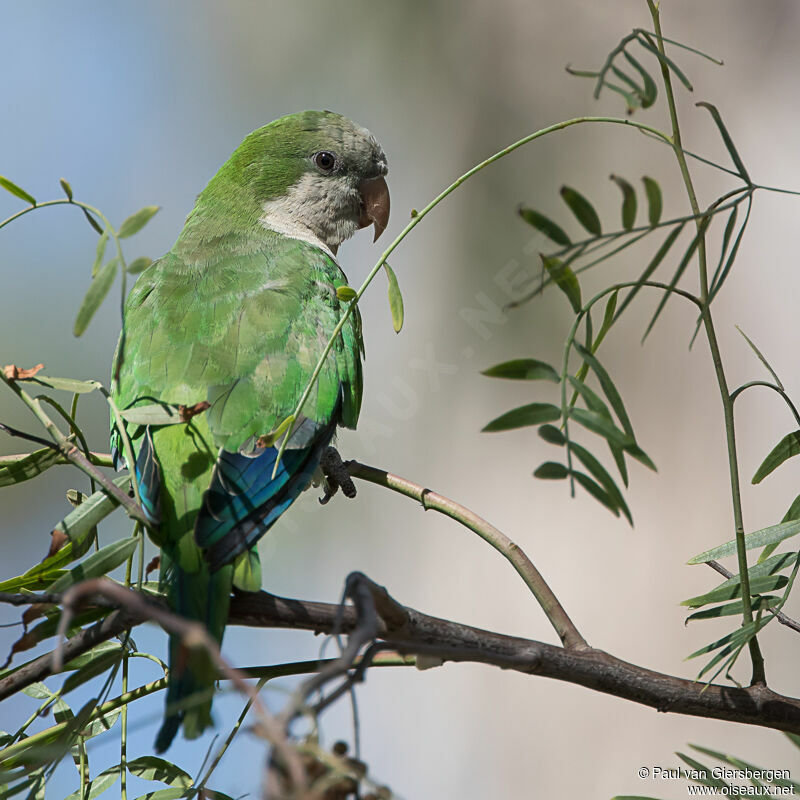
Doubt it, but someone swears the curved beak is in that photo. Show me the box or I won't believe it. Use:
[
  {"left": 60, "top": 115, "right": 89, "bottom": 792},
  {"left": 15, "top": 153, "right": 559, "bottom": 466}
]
[{"left": 357, "top": 175, "right": 390, "bottom": 241}]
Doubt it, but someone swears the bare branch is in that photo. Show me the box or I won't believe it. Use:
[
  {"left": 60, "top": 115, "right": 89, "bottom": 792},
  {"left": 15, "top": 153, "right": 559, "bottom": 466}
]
[{"left": 3, "top": 582, "right": 800, "bottom": 740}]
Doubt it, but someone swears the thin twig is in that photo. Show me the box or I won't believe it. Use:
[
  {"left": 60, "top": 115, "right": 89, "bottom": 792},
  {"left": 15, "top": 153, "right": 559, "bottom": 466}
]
[
  {"left": 345, "top": 461, "right": 587, "bottom": 650},
  {"left": 705, "top": 560, "right": 800, "bottom": 634}
]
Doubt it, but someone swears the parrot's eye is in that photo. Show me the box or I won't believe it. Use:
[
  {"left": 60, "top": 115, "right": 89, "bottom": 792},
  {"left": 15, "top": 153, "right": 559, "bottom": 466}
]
[{"left": 313, "top": 151, "right": 337, "bottom": 172}]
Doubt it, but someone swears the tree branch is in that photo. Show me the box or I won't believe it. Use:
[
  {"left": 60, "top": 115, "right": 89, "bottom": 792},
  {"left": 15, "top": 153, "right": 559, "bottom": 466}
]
[
  {"left": 4, "top": 584, "right": 798, "bottom": 737},
  {"left": 228, "top": 586, "right": 800, "bottom": 735}
]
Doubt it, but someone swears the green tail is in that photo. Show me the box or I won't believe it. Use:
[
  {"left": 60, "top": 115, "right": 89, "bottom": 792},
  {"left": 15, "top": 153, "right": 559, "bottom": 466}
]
[
  {"left": 146, "top": 421, "right": 227, "bottom": 753},
  {"left": 155, "top": 555, "right": 232, "bottom": 753}
]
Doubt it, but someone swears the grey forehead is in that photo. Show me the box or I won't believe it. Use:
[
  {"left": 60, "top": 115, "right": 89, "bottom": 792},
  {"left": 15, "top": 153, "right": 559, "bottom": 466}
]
[{"left": 338, "top": 122, "right": 388, "bottom": 175}]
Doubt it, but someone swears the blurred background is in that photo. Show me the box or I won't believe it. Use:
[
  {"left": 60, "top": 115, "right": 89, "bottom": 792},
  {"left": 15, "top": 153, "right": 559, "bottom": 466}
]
[{"left": 2, "top": 0, "right": 800, "bottom": 797}]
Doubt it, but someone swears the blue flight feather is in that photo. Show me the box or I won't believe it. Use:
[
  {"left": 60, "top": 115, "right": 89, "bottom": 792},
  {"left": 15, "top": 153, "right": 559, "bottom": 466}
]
[
  {"left": 196, "top": 423, "right": 335, "bottom": 571},
  {"left": 134, "top": 427, "right": 162, "bottom": 525}
]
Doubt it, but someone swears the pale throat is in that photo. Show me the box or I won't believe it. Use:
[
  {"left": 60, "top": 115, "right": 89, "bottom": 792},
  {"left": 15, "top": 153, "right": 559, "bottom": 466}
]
[
  {"left": 258, "top": 172, "right": 359, "bottom": 260},
  {"left": 259, "top": 206, "right": 337, "bottom": 259}
]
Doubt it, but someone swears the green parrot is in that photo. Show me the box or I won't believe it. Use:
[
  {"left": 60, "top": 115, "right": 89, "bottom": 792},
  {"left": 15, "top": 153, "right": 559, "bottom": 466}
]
[{"left": 110, "top": 111, "right": 389, "bottom": 752}]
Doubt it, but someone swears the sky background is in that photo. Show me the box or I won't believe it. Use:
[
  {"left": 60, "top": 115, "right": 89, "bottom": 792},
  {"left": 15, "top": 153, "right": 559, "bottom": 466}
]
[{"left": 2, "top": 1, "right": 800, "bottom": 797}]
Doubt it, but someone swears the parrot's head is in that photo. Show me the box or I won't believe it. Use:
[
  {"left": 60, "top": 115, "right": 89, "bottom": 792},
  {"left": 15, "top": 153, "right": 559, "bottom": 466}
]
[{"left": 197, "top": 110, "right": 390, "bottom": 255}]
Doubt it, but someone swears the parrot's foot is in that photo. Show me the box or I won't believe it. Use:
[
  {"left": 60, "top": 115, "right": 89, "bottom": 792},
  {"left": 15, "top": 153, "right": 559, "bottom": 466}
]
[{"left": 319, "top": 446, "right": 357, "bottom": 505}]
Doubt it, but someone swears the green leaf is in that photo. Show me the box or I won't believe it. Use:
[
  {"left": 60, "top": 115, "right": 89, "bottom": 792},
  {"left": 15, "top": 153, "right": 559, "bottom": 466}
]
[
  {"left": 383, "top": 261, "right": 404, "bottom": 333},
  {"left": 59, "top": 178, "right": 74, "bottom": 201},
  {"left": 21, "top": 374, "right": 103, "bottom": 394},
  {"left": 610, "top": 443, "right": 629, "bottom": 488},
  {"left": 126, "top": 256, "right": 153, "bottom": 275},
  {"left": 23, "top": 682, "right": 54, "bottom": 700},
  {"left": 335, "top": 285, "right": 358, "bottom": 302},
  {"left": 541, "top": 255, "right": 582, "bottom": 313},
  {"left": 610, "top": 175, "right": 636, "bottom": 231},
  {"left": 126, "top": 756, "right": 193, "bottom": 789},
  {"left": 689, "top": 745, "right": 800, "bottom": 791},
  {"left": 18, "top": 609, "right": 108, "bottom": 656},
  {"left": 538, "top": 424, "right": 565, "bottom": 445},
  {"left": 623, "top": 442, "right": 657, "bottom": 472},
  {"left": 623, "top": 50, "right": 657, "bottom": 107},
  {"left": 686, "top": 595, "right": 780, "bottom": 622},
  {"left": 118, "top": 205, "right": 159, "bottom": 239},
  {"left": 0, "top": 568, "right": 66, "bottom": 594},
  {"left": 708, "top": 196, "right": 751, "bottom": 304},
  {"left": 483, "top": 402, "right": 561, "bottom": 433},
  {"left": 46, "top": 537, "right": 138, "bottom": 593},
  {"left": 534, "top": 462, "right": 568, "bottom": 480},
  {"left": 762, "top": 496, "right": 800, "bottom": 561},
  {"left": 573, "top": 343, "right": 633, "bottom": 435},
  {"left": 518, "top": 207, "right": 571, "bottom": 247},
  {"left": 598, "top": 80, "right": 642, "bottom": 112},
  {"left": 92, "top": 228, "right": 109, "bottom": 278},
  {"left": 614, "top": 223, "right": 684, "bottom": 320},
  {"left": 706, "top": 207, "right": 738, "bottom": 302},
  {"left": 0, "top": 447, "right": 62, "bottom": 488},
  {"left": 689, "top": 620, "right": 765, "bottom": 677},
  {"left": 569, "top": 441, "right": 632, "bottom": 524},
  {"left": 696, "top": 102, "right": 751, "bottom": 184},
  {"left": 637, "top": 34, "right": 693, "bottom": 91},
  {"left": 570, "top": 469, "right": 620, "bottom": 518},
  {"left": 569, "top": 407, "right": 633, "bottom": 447},
  {"left": 83, "top": 208, "right": 104, "bottom": 235},
  {"left": 594, "top": 290, "right": 618, "bottom": 351},
  {"left": 682, "top": 574, "right": 788, "bottom": 608},
  {"left": 62, "top": 641, "right": 122, "bottom": 671},
  {"left": 568, "top": 375, "right": 611, "bottom": 420},
  {"left": 481, "top": 358, "right": 559, "bottom": 382},
  {"left": 0, "top": 176, "right": 35, "bottom": 206},
  {"left": 80, "top": 708, "right": 121, "bottom": 740},
  {"left": 691, "top": 551, "right": 797, "bottom": 604},
  {"left": 641, "top": 177, "right": 662, "bottom": 226},
  {"left": 642, "top": 216, "right": 709, "bottom": 342},
  {"left": 688, "top": 519, "right": 800, "bottom": 564},
  {"left": 560, "top": 186, "right": 601, "bottom": 236},
  {"left": 44, "top": 477, "right": 129, "bottom": 563},
  {"left": 752, "top": 431, "right": 800, "bottom": 484},
  {"left": 132, "top": 791, "right": 188, "bottom": 800},
  {"left": 52, "top": 697, "right": 74, "bottom": 725},
  {"left": 610, "top": 65, "right": 644, "bottom": 99},
  {"left": 61, "top": 648, "right": 123, "bottom": 696},
  {"left": 63, "top": 766, "right": 119, "bottom": 800},
  {"left": 0, "top": 475, "right": 127, "bottom": 591},
  {"left": 119, "top": 403, "right": 183, "bottom": 426},
  {"left": 735, "top": 325, "right": 783, "bottom": 391},
  {"left": 73, "top": 258, "right": 118, "bottom": 337},
  {"left": 676, "top": 753, "right": 728, "bottom": 790}
]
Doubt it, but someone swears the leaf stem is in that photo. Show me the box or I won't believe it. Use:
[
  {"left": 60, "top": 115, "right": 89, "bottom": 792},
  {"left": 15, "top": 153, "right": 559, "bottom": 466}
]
[
  {"left": 346, "top": 460, "right": 588, "bottom": 649},
  {"left": 647, "top": 0, "right": 764, "bottom": 685}
]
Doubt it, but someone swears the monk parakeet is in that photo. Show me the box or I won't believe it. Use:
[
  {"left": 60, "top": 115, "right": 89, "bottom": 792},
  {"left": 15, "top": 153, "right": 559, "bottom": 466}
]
[{"left": 110, "top": 111, "right": 389, "bottom": 752}]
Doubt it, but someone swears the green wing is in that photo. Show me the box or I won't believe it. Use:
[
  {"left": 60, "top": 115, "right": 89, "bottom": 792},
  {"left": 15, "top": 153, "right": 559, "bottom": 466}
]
[{"left": 114, "top": 230, "right": 363, "bottom": 451}]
